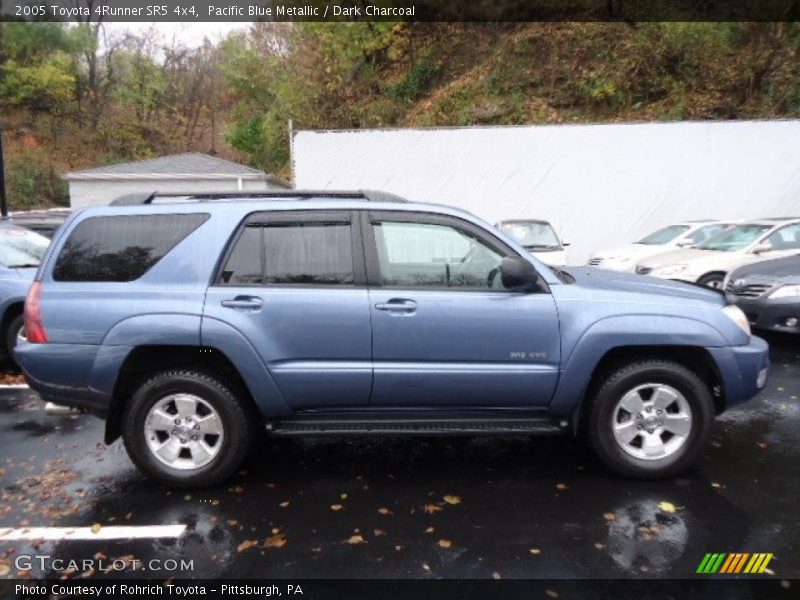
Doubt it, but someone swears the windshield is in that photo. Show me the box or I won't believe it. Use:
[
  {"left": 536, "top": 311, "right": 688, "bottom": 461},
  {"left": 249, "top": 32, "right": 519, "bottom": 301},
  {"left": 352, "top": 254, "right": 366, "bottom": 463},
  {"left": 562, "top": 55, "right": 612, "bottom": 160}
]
[
  {"left": 500, "top": 222, "right": 561, "bottom": 249},
  {"left": 0, "top": 225, "right": 50, "bottom": 268},
  {"left": 696, "top": 224, "right": 771, "bottom": 252},
  {"left": 637, "top": 225, "right": 690, "bottom": 245}
]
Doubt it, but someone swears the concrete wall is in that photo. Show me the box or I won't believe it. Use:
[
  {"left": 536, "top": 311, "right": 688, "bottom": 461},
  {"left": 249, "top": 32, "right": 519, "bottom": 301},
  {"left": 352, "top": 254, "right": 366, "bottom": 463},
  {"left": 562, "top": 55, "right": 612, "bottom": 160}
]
[
  {"left": 68, "top": 178, "right": 285, "bottom": 209},
  {"left": 292, "top": 121, "right": 800, "bottom": 263}
]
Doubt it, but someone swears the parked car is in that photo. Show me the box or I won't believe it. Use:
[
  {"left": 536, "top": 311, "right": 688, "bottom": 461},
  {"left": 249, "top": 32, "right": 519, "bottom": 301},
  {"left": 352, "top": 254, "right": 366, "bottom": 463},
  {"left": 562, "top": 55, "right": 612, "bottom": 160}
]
[
  {"left": 635, "top": 218, "right": 800, "bottom": 289},
  {"left": 588, "top": 220, "right": 734, "bottom": 272},
  {"left": 15, "top": 191, "right": 769, "bottom": 487},
  {"left": 0, "top": 223, "right": 51, "bottom": 362},
  {"left": 496, "top": 219, "right": 568, "bottom": 265},
  {"left": 3, "top": 208, "right": 71, "bottom": 239},
  {"left": 723, "top": 254, "right": 800, "bottom": 334}
]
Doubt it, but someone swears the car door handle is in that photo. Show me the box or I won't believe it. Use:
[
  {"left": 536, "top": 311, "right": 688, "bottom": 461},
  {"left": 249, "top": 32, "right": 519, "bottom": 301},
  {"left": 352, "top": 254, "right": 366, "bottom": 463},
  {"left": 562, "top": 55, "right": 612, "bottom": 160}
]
[
  {"left": 375, "top": 299, "right": 417, "bottom": 313},
  {"left": 221, "top": 296, "right": 263, "bottom": 310}
]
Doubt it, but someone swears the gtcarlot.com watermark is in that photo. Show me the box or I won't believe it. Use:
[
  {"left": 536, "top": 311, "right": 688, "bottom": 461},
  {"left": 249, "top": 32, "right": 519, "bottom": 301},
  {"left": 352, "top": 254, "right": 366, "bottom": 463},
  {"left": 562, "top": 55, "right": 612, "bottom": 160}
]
[{"left": 15, "top": 553, "right": 194, "bottom": 573}]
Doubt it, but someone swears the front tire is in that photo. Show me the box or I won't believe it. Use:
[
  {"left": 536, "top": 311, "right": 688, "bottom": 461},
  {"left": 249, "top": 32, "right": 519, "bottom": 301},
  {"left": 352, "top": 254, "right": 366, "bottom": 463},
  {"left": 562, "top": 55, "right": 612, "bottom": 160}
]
[
  {"left": 697, "top": 272, "right": 726, "bottom": 290},
  {"left": 586, "top": 360, "right": 714, "bottom": 479},
  {"left": 122, "top": 370, "right": 255, "bottom": 488}
]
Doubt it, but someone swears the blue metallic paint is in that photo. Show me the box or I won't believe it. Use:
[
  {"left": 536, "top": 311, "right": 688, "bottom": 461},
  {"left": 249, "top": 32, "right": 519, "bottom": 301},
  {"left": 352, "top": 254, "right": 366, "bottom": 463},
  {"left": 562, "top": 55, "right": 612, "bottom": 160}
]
[{"left": 14, "top": 197, "right": 770, "bottom": 428}]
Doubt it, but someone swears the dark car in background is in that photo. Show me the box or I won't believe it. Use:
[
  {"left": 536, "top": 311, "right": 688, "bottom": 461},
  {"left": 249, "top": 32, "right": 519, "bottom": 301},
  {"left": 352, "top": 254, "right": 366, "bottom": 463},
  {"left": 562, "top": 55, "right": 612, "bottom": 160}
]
[
  {"left": 0, "top": 223, "right": 51, "bottom": 362},
  {"left": 3, "top": 208, "right": 71, "bottom": 239},
  {"left": 724, "top": 254, "right": 800, "bottom": 334}
]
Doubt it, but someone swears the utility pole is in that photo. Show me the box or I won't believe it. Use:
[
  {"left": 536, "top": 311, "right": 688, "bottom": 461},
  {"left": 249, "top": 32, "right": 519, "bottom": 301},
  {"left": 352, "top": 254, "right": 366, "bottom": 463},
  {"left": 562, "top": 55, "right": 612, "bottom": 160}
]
[{"left": 0, "top": 121, "right": 7, "bottom": 217}]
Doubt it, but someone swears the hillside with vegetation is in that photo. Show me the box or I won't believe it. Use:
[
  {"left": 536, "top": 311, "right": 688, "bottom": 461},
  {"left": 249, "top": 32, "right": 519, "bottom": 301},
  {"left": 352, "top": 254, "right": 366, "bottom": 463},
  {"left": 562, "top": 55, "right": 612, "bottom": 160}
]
[{"left": 1, "top": 21, "right": 798, "bottom": 209}]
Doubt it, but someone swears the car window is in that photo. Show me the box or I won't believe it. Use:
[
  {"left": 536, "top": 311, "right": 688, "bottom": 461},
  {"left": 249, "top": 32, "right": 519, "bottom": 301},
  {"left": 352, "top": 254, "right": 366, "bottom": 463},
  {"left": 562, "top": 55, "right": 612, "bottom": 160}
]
[
  {"left": 763, "top": 223, "right": 800, "bottom": 251},
  {"left": 696, "top": 224, "right": 771, "bottom": 252},
  {"left": 220, "top": 222, "right": 354, "bottom": 286},
  {"left": 53, "top": 214, "right": 209, "bottom": 282},
  {"left": 499, "top": 222, "right": 560, "bottom": 249},
  {"left": 637, "top": 225, "right": 690, "bottom": 245},
  {"left": 372, "top": 220, "right": 507, "bottom": 289},
  {"left": 686, "top": 224, "right": 729, "bottom": 244},
  {"left": 0, "top": 226, "right": 50, "bottom": 268}
]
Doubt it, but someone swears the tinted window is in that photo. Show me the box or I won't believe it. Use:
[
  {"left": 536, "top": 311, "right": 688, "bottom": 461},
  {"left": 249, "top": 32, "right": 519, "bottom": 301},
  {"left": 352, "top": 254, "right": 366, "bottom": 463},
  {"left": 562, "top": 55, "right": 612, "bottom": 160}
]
[
  {"left": 697, "top": 224, "right": 771, "bottom": 252},
  {"left": 220, "top": 222, "right": 353, "bottom": 286},
  {"left": 53, "top": 214, "right": 208, "bottom": 282},
  {"left": 637, "top": 225, "right": 690, "bottom": 245},
  {"left": 499, "top": 222, "right": 561, "bottom": 249},
  {"left": 0, "top": 226, "right": 50, "bottom": 268},
  {"left": 687, "top": 223, "right": 730, "bottom": 244},
  {"left": 763, "top": 223, "right": 800, "bottom": 251},
  {"left": 373, "top": 220, "right": 507, "bottom": 289}
]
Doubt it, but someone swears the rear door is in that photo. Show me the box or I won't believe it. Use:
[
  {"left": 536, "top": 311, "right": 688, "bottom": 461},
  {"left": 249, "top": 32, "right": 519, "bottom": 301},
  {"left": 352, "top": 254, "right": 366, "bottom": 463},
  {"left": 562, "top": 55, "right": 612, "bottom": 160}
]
[
  {"left": 203, "top": 210, "right": 372, "bottom": 410},
  {"left": 364, "top": 211, "right": 561, "bottom": 409}
]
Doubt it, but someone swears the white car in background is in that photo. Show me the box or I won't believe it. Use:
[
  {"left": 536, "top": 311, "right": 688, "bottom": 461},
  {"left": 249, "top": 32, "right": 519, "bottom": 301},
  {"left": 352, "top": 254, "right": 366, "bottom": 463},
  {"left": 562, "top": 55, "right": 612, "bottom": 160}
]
[
  {"left": 588, "top": 220, "right": 734, "bottom": 272},
  {"left": 496, "top": 219, "right": 569, "bottom": 266},
  {"left": 635, "top": 218, "right": 800, "bottom": 289}
]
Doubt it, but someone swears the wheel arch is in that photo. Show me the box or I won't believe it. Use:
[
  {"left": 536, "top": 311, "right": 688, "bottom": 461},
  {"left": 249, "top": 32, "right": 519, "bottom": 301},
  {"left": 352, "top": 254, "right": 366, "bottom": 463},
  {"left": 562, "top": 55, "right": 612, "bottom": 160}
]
[
  {"left": 104, "top": 345, "right": 260, "bottom": 444},
  {"left": 570, "top": 345, "right": 724, "bottom": 435}
]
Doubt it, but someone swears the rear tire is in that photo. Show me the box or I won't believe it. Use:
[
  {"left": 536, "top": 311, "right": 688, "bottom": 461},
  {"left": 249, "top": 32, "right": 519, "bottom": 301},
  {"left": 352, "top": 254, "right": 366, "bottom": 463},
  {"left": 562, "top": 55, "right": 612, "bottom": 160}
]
[
  {"left": 586, "top": 360, "right": 714, "bottom": 479},
  {"left": 122, "top": 370, "right": 255, "bottom": 488},
  {"left": 4, "top": 314, "right": 24, "bottom": 364}
]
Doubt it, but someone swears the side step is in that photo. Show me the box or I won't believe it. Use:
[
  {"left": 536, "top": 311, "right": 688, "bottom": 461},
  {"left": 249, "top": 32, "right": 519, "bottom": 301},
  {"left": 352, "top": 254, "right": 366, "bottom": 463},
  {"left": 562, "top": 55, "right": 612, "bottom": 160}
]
[{"left": 267, "top": 417, "right": 569, "bottom": 437}]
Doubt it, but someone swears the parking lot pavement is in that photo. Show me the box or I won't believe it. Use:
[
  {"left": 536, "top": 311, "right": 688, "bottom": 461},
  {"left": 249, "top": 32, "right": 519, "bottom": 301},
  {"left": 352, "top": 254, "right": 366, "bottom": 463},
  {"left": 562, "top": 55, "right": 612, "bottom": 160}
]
[{"left": 0, "top": 334, "right": 798, "bottom": 582}]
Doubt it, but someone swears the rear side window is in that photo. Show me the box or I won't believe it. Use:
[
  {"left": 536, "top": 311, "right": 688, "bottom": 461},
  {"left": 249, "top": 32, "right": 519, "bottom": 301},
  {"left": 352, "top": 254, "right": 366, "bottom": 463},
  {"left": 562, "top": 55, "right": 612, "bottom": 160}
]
[
  {"left": 53, "top": 214, "right": 209, "bottom": 282},
  {"left": 220, "top": 222, "right": 353, "bottom": 286}
]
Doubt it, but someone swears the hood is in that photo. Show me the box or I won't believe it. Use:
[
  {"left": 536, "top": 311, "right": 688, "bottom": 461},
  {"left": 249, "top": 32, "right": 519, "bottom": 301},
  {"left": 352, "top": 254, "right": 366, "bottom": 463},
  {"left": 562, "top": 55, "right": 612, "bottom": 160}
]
[
  {"left": 592, "top": 243, "right": 657, "bottom": 260},
  {"left": 569, "top": 266, "right": 725, "bottom": 305},
  {"left": 636, "top": 247, "right": 727, "bottom": 269},
  {"left": 729, "top": 254, "right": 800, "bottom": 284}
]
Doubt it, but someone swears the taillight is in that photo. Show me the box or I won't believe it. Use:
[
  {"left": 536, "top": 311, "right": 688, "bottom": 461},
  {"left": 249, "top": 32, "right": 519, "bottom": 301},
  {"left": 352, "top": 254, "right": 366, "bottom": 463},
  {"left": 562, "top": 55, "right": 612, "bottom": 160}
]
[{"left": 24, "top": 281, "right": 47, "bottom": 343}]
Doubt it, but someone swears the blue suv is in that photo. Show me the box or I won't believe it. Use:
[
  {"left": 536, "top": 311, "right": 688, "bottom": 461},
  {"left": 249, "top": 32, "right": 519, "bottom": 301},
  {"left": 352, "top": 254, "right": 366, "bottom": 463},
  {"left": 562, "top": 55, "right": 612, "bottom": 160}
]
[{"left": 15, "top": 191, "right": 770, "bottom": 487}]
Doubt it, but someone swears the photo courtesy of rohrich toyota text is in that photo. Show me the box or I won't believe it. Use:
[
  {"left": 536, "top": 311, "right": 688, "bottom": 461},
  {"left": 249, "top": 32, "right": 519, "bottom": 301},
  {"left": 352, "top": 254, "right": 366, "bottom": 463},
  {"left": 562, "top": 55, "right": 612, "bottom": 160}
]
[{"left": 0, "top": 1, "right": 798, "bottom": 598}]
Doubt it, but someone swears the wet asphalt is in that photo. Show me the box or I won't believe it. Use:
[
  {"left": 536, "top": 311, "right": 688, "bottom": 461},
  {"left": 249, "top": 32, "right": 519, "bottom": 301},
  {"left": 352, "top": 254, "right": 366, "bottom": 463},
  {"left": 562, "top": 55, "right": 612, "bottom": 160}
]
[{"left": 0, "top": 333, "right": 798, "bottom": 582}]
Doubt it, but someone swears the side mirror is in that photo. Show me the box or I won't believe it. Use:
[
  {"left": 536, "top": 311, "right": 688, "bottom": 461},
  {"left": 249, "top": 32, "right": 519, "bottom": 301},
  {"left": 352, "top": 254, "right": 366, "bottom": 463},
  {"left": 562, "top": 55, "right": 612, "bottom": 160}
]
[
  {"left": 562, "top": 241, "right": 571, "bottom": 247},
  {"left": 676, "top": 240, "right": 694, "bottom": 247},
  {"left": 752, "top": 243, "right": 773, "bottom": 254},
  {"left": 500, "top": 257, "right": 539, "bottom": 289}
]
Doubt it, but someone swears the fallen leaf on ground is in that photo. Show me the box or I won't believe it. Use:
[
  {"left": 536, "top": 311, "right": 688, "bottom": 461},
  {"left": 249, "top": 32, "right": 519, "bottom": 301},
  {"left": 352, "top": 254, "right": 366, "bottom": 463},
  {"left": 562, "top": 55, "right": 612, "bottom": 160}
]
[
  {"left": 340, "top": 493, "right": 348, "bottom": 499},
  {"left": 90, "top": 523, "right": 101, "bottom": 534},
  {"left": 443, "top": 495, "right": 461, "bottom": 505},
  {"left": 346, "top": 535, "right": 365, "bottom": 545},
  {"left": 331, "top": 504, "right": 343, "bottom": 511},
  {"left": 529, "top": 548, "right": 541, "bottom": 555},
  {"left": 378, "top": 507, "right": 393, "bottom": 515},
  {"left": 594, "top": 543, "right": 606, "bottom": 550},
  {"left": 545, "top": 590, "right": 558, "bottom": 598},
  {"left": 233, "top": 485, "right": 245, "bottom": 493},
  {"left": 279, "top": 501, "right": 290, "bottom": 508},
  {"left": 0, "top": 564, "right": 9, "bottom": 576},
  {"left": 237, "top": 539, "right": 258, "bottom": 553},
  {"left": 374, "top": 529, "right": 386, "bottom": 537},
  {"left": 603, "top": 512, "right": 616, "bottom": 521},
  {"left": 658, "top": 501, "right": 676, "bottom": 513},
  {"left": 492, "top": 571, "right": 502, "bottom": 579},
  {"left": 265, "top": 534, "right": 287, "bottom": 548},
  {"left": 425, "top": 526, "right": 435, "bottom": 534},
  {"left": 424, "top": 504, "right": 442, "bottom": 514},
  {"left": 556, "top": 483, "right": 569, "bottom": 491},
  {"left": 438, "top": 539, "right": 452, "bottom": 549}
]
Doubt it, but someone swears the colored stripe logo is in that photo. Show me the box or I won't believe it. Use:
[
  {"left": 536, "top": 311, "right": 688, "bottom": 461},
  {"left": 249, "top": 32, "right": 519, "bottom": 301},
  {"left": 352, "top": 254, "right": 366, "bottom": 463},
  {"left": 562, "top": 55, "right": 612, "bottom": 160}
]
[{"left": 697, "top": 553, "right": 773, "bottom": 574}]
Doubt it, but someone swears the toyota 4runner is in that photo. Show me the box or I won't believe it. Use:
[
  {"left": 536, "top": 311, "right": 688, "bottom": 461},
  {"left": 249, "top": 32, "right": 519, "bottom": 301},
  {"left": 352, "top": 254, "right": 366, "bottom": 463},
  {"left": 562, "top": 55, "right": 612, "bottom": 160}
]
[{"left": 14, "top": 191, "right": 770, "bottom": 487}]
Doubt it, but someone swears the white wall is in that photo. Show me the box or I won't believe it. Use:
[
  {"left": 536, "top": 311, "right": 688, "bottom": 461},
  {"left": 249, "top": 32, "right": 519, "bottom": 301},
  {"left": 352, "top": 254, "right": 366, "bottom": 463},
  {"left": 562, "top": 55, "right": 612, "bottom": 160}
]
[
  {"left": 292, "top": 121, "right": 800, "bottom": 263},
  {"left": 68, "top": 178, "right": 285, "bottom": 209}
]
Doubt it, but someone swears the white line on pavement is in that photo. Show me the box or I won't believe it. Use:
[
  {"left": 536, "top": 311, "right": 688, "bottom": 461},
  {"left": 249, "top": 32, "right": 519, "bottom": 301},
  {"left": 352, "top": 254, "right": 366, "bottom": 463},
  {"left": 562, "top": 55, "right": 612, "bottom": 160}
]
[
  {"left": 0, "top": 525, "right": 186, "bottom": 541},
  {"left": 0, "top": 384, "right": 29, "bottom": 389}
]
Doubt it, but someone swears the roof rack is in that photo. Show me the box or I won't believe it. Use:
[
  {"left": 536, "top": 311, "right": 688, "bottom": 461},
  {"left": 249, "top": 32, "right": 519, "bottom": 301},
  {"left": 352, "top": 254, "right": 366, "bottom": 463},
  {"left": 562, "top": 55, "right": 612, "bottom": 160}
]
[{"left": 109, "top": 189, "right": 410, "bottom": 206}]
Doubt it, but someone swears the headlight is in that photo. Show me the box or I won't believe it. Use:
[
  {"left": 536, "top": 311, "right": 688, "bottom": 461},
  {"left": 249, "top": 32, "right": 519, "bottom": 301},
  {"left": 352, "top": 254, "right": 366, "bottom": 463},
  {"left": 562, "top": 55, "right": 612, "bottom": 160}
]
[
  {"left": 651, "top": 264, "right": 688, "bottom": 277},
  {"left": 768, "top": 284, "right": 800, "bottom": 300},
  {"left": 722, "top": 305, "right": 751, "bottom": 336}
]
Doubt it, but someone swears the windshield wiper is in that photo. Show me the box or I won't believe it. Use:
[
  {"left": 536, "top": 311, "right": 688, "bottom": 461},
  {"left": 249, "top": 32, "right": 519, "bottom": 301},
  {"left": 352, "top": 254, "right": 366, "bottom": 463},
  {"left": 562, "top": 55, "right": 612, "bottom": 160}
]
[{"left": 8, "top": 264, "right": 39, "bottom": 268}]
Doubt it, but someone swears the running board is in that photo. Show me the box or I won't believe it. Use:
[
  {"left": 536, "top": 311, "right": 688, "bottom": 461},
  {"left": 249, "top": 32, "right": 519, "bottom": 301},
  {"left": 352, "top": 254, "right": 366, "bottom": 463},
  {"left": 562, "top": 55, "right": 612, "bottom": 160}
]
[{"left": 267, "top": 417, "right": 569, "bottom": 437}]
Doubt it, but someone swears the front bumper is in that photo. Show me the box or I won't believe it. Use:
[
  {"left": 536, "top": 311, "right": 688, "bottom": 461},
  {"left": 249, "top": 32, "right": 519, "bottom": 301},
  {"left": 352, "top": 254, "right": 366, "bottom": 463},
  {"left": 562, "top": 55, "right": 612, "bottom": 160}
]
[
  {"left": 726, "top": 294, "right": 800, "bottom": 335},
  {"left": 706, "top": 335, "right": 770, "bottom": 410}
]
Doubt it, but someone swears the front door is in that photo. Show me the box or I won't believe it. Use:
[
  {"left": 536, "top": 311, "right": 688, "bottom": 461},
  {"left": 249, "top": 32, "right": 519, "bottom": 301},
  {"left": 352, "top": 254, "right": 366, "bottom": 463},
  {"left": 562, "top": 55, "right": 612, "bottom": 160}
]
[
  {"left": 365, "top": 211, "right": 561, "bottom": 409},
  {"left": 203, "top": 210, "right": 371, "bottom": 410}
]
